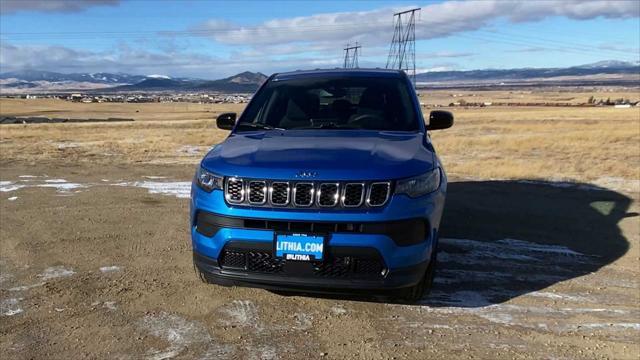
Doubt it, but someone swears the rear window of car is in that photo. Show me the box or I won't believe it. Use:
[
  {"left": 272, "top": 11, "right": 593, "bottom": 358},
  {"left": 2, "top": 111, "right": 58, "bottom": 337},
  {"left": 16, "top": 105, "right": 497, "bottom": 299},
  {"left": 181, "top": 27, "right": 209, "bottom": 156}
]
[{"left": 236, "top": 76, "right": 419, "bottom": 132}]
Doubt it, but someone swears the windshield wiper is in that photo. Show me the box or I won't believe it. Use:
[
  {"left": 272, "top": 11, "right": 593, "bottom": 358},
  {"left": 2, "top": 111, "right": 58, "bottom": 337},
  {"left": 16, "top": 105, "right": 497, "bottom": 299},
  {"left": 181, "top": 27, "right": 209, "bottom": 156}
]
[
  {"left": 236, "top": 123, "right": 285, "bottom": 131},
  {"left": 296, "top": 122, "right": 357, "bottom": 130}
]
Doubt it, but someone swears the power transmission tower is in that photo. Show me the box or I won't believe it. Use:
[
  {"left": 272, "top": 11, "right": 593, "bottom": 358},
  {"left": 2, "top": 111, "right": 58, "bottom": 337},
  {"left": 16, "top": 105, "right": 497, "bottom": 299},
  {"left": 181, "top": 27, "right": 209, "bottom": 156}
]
[
  {"left": 386, "top": 8, "right": 420, "bottom": 85},
  {"left": 343, "top": 42, "right": 361, "bottom": 69}
]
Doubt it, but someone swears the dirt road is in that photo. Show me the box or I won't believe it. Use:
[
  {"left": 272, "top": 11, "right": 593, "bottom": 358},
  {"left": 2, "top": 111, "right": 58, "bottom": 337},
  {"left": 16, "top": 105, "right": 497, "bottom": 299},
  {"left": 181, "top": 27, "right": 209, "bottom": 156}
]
[{"left": 1, "top": 163, "right": 638, "bottom": 359}]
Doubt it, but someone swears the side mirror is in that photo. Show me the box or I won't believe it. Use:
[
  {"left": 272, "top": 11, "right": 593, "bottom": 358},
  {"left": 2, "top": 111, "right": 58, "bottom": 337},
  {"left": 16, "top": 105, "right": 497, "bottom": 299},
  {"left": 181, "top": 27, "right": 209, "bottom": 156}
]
[
  {"left": 216, "top": 112, "right": 236, "bottom": 130},
  {"left": 426, "top": 110, "right": 453, "bottom": 130}
]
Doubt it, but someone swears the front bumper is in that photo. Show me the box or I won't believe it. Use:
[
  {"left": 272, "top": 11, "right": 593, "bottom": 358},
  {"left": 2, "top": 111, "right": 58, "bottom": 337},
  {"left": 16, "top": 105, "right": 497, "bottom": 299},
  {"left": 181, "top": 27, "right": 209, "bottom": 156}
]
[
  {"left": 194, "top": 250, "right": 430, "bottom": 292},
  {"left": 190, "top": 183, "right": 446, "bottom": 291}
]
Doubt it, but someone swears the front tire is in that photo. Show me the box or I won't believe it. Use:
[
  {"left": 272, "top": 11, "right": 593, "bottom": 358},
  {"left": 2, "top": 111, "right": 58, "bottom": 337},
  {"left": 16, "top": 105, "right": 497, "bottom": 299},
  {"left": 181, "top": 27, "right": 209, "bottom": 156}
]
[{"left": 400, "top": 249, "right": 437, "bottom": 303}]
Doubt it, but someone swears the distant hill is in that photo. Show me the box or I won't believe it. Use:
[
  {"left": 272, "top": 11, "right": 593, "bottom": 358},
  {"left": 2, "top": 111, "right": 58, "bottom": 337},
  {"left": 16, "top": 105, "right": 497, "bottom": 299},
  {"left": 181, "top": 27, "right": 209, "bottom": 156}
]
[
  {"left": 0, "top": 70, "right": 147, "bottom": 84},
  {"left": 2, "top": 61, "right": 638, "bottom": 93},
  {"left": 109, "top": 71, "right": 267, "bottom": 93},
  {"left": 415, "top": 60, "right": 640, "bottom": 86},
  {"left": 194, "top": 71, "right": 268, "bottom": 92}
]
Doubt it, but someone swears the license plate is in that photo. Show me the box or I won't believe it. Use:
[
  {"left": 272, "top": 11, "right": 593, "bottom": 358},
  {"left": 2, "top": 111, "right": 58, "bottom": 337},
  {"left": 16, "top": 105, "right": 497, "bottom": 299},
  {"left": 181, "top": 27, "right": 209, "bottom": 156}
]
[{"left": 275, "top": 233, "right": 325, "bottom": 261}]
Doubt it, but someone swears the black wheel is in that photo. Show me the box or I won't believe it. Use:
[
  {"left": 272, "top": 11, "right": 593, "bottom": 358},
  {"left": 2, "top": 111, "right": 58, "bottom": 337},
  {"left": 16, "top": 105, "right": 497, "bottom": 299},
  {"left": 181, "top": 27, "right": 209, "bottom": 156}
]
[
  {"left": 194, "top": 260, "right": 214, "bottom": 284},
  {"left": 400, "top": 249, "right": 438, "bottom": 303}
]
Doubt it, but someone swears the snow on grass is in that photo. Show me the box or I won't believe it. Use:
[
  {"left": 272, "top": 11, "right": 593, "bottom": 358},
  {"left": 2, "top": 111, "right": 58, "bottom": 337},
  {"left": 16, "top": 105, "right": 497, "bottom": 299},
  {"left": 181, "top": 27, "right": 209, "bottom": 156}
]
[
  {"left": 219, "top": 300, "right": 262, "bottom": 331},
  {"left": 139, "top": 311, "right": 220, "bottom": 360},
  {"left": 99, "top": 266, "right": 121, "bottom": 273},
  {"left": 0, "top": 298, "right": 24, "bottom": 316},
  {"left": 131, "top": 181, "right": 191, "bottom": 199},
  {"left": 0, "top": 181, "right": 25, "bottom": 192},
  {"left": 7, "top": 282, "right": 46, "bottom": 292},
  {"left": 37, "top": 266, "right": 75, "bottom": 280}
]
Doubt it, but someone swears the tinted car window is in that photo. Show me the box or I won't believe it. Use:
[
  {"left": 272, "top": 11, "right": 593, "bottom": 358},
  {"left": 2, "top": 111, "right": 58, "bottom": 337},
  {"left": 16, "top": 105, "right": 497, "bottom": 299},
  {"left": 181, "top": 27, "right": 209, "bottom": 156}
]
[{"left": 237, "top": 76, "right": 418, "bottom": 131}]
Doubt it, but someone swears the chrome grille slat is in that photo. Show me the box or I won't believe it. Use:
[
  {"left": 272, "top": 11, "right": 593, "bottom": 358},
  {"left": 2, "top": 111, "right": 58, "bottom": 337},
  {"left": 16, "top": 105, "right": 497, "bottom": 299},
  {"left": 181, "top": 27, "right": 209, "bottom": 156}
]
[
  {"left": 269, "top": 182, "right": 290, "bottom": 206},
  {"left": 342, "top": 183, "right": 365, "bottom": 207},
  {"left": 224, "top": 178, "right": 390, "bottom": 208},
  {"left": 225, "top": 177, "right": 244, "bottom": 203},
  {"left": 367, "top": 182, "right": 390, "bottom": 207},
  {"left": 317, "top": 183, "right": 339, "bottom": 207},
  {"left": 293, "top": 183, "right": 314, "bottom": 207},
  {"left": 248, "top": 181, "right": 267, "bottom": 204}
]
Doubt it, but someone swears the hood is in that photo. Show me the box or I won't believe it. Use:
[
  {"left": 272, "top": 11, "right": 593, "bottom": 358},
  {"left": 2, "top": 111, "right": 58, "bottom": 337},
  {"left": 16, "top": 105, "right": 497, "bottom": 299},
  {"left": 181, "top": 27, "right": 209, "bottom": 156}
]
[{"left": 201, "top": 130, "right": 434, "bottom": 181}]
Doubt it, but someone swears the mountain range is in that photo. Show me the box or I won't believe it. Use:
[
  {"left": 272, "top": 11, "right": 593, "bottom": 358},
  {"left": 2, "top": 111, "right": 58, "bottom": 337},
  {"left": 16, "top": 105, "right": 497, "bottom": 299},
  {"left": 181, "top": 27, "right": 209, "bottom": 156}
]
[
  {"left": 0, "top": 61, "right": 637, "bottom": 93},
  {"left": 415, "top": 60, "right": 639, "bottom": 86}
]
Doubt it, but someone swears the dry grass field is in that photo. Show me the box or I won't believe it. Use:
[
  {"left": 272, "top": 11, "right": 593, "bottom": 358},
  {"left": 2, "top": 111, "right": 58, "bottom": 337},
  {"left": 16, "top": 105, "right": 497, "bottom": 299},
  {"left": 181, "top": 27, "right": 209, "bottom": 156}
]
[
  {"left": 2, "top": 89, "right": 640, "bottom": 359},
  {"left": 1, "top": 88, "right": 638, "bottom": 193}
]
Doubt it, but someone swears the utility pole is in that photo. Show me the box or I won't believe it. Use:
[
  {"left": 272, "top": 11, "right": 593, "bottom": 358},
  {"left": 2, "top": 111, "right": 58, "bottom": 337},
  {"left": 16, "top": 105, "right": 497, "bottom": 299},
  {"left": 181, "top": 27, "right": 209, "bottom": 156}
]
[
  {"left": 386, "top": 8, "right": 420, "bottom": 85},
  {"left": 343, "top": 42, "right": 362, "bottom": 69}
]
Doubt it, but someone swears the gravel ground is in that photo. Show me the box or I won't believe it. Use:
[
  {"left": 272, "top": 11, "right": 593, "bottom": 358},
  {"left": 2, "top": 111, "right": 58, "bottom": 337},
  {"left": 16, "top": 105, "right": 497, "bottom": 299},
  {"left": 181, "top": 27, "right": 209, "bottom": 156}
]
[{"left": 1, "top": 164, "right": 638, "bottom": 359}]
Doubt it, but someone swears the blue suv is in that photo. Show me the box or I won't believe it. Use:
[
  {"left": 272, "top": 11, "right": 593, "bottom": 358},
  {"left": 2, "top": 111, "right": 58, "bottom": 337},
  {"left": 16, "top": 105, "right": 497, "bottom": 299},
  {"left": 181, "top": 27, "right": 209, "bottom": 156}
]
[{"left": 190, "top": 69, "right": 453, "bottom": 301}]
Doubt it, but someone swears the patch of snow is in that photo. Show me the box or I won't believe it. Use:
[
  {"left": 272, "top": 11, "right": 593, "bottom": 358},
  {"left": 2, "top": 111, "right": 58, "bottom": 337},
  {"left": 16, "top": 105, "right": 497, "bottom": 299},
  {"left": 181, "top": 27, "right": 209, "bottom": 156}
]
[
  {"left": 99, "top": 266, "right": 121, "bottom": 273},
  {"left": 132, "top": 181, "right": 191, "bottom": 199},
  {"left": 528, "top": 291, "right": 588, "bottom": 302},
  {"left": 569, "top": 323, "right": 640, "bottom": 331},
  {"left": 292, "top": 312, "right": 313, "bottom": 330},
  {"left": 220, "top": 300, "right": 260, "bottom": 328},
  {"left": 139, "top": 312, "right": 213, "bottom": 360},
  {"left": 38, "top": 266, "right": 75, "bottom": 280},
  {"left": 330, "top": 305, "right": 348, "bottom": 315},
  {"left": 0, "top": 181, "right": 24, "bottom": 192},
  {"left": 18, "top": 175, "right": 38, "bottom": 178},
  {"left": 7, "top": 197, "right": 17, "bottom": 201},
  {"left": 1, "top": 298, "right": 24, "bottom": 316},
  {"left": 143, "top": 176, "right": 167, "bottom": 179},
  {"left": 56, "top": 143, "right": 80, "bottom": 149},
  {"left": 176, "top": 145, "right": 202, "bottom": 156},
  {"left": 44, "top": 179, "right": 68, "bottom": 183},
  {"left": 37, "top": 182, "right": 85, "bottom": 192},
  {"left": 147, "top": 74, "right": 171, "bottom": 79},
  {"left": 8, "top": 282, "right": 45, "bottom": 291},
  {"left": 103, "top": 301, "right": 117, "bottom": 310}
]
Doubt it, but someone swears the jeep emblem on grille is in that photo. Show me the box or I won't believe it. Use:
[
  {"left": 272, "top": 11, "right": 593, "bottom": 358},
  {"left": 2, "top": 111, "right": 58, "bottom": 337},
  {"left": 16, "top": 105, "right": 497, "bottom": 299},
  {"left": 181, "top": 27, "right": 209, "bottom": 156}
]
[{"left": 295, "top": 171, "right": 318, "bottom": 178}]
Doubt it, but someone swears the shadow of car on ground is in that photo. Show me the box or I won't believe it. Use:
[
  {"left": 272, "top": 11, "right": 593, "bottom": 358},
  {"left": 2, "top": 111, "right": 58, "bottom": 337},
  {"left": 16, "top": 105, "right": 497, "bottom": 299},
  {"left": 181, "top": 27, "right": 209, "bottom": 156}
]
[
  {"left": 423, "top": 180, "right": 633, "bottom": 307},
  {"left": 271, "top": 180, "right": 634, "bottom": 305}
]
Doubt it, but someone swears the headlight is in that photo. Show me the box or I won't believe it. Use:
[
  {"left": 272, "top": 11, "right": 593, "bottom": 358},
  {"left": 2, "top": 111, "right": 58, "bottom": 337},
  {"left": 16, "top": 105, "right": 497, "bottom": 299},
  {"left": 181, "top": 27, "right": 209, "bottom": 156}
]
[
  {"left": 396, "top": 168, "right": 441, "bottom": 198},
  {"left": 195, "top": 167, "right": 223, "bottom": 192}
]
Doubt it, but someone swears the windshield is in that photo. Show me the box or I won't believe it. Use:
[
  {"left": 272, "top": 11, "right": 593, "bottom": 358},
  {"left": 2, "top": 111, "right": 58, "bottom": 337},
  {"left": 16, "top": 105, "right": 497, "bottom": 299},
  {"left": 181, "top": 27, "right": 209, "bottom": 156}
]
[{"left": 236, "top": 76, "right": 419, "bottom": 132}]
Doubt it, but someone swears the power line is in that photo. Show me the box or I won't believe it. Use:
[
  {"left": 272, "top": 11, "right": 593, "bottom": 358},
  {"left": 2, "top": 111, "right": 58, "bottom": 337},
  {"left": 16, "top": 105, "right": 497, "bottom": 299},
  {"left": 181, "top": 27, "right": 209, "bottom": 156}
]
[
  {"left": 343, "top": 42, "right": 361, "bottom": 68},
  {"left": 386, "top": 8, "right": 420, "bottom": 85},
  {"left": 1, "top": 19, "right": 635, "bottom": 59}
]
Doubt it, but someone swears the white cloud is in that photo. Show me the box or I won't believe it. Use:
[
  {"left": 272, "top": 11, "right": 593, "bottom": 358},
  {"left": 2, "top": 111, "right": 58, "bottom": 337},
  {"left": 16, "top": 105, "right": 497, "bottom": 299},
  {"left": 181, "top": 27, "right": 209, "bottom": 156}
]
[
  {"left": 194, "top": 0, "right": 638, "bottom": 49},
  {"left": 0, "top": 42, "right": 342, "bottom": 78},
  {"left": 0, "top": 0, "right": 120, "bottom": 15}
]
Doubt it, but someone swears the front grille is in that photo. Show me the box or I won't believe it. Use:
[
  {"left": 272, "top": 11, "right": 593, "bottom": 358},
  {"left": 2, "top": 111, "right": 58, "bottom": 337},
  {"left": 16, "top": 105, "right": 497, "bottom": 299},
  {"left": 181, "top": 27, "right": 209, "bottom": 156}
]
[
  {"left": 318, "top": 183, "right": 339, "bottom": 207},
  {"left": 367, "top": 182, "right": 390, "bottom": 206},
  {"left": 248, "top": 181, "right": 267, "bottom": 204},
  {"left": 223, "top": 178, "right": 392, "bottom": 208},
  {"left": 225, "top": 178, "right": 244, "bottom": 203},
  {"left": 342, "top": 183, "right": 364, "bottom": 207},
  {"left": 219, "top": 250, "right": 246, "bottom": 269},
  {"left": 294, "top": 183, "right": 314, "bottom": 206},
  {"left": 218, "top": 246, "right": 385, "bottom": 279},
  {"left": 247, "top": 251, "right": 284, "bottom": 273},
  {"left": 270, "top": 182, "right": 289, "bottom": 205}
]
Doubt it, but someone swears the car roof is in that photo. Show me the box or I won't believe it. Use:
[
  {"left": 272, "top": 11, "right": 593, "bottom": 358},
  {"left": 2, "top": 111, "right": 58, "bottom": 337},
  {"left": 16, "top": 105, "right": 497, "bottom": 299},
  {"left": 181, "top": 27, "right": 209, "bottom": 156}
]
[{"left": 272, "top": 68, "right": 405, "bottom": 81}]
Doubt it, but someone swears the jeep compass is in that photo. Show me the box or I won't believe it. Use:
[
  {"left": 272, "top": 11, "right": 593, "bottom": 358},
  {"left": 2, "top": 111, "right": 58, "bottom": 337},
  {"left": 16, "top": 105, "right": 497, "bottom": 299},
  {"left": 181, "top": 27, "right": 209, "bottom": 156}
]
[{"left": 190, "top": 69, "right": 453, "bottom": 301}]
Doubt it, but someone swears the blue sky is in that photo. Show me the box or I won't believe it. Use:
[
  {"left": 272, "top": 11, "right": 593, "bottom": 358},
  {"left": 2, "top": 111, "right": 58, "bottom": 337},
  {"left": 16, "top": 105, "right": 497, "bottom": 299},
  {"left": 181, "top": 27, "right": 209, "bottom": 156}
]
[{"left": 1, "top": 0, "right": 638, "bottom": 79}]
